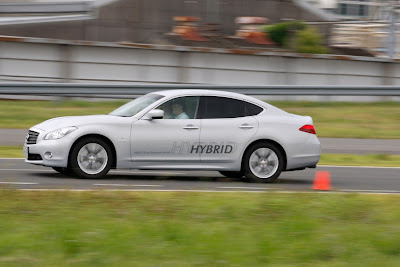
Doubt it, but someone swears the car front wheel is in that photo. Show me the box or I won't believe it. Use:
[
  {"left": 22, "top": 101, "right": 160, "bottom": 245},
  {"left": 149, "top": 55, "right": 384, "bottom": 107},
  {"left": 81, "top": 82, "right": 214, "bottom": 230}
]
[
  {"left": 69, "top": 137, "right": 113, "bottom": 179},
  {"left": 243, "top": 142, "right": 284, "bottom": 183}
]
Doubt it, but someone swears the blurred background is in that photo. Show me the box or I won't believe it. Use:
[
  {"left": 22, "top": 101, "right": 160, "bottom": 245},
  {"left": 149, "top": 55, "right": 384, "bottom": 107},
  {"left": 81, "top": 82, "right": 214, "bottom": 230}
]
[
  {"left": 0, "top": 0, "right": 399, "bottom": 57},
  {"left": 1, "top": 3, "right": 400, "bottom": 266},
  {"left": 0, "top": 1, "right": 398, "bottom": 154},
  {"left": 0, "top": 0, "right": 399, "bottom": 90}
]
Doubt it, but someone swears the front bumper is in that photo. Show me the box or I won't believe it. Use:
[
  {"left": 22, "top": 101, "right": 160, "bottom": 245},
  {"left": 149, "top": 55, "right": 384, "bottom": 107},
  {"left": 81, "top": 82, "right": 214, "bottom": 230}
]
[{"left": 24, "top": 128, "right": 74, "bottom": 168}]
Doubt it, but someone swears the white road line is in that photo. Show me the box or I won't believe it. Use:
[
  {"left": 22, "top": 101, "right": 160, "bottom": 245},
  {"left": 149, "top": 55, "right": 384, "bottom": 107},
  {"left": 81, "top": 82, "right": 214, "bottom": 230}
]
[
  {"left": 94, "top": 183, "right": 163, "bottom": 187},
  {"left": 18, "top": 189, "right": 270, "bottom": 193},
  {"left": 318, "top": 165, "right": 400, "bottom": 169},
  {"left": 218, "top": 186, "right": 270, "bottom": 190},
  {"left": 0, "top": 158, "right": 399, "bottom": 169},
  {"left": 14, "top": 189, "right": 400, "bottom": 195},
  {"left": 0, "top": 182, "right": 38, "bottom": 185},
  {"left": 19, "top": 189, "right": 91, "bottom": 192},
  {"left": 339, "top": 189, "right": 400, "bottom": 193},
  {"left": 0, "top": 169, "right": 182, "bottom": 175},
  {"left": 110, "top": 170, "right": 184, "bottom": 175},
  {"left": 0, "top": 169, "right": 54, "bottom": 172}
]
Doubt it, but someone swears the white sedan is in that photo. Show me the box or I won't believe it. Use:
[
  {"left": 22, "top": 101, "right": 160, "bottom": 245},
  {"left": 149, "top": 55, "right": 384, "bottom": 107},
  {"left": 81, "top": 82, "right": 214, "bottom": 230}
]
[{"left": 24, "top": 90, "right": 321, "bottom": 183}]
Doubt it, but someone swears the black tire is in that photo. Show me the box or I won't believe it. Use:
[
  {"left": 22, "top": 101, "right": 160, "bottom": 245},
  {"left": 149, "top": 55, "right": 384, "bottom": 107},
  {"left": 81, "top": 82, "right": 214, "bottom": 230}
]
[
  {"left": 69, "top": 137, "right": 113, "bottom": 179},
  {"left": 219, "top": 171, "right": 243, "bottom": 178},
  {"left": 243, "top": 142, "right": 284, "bottom": 183},
  {"left": 52, "top": 167, "right": 74, "bottom": 176}
]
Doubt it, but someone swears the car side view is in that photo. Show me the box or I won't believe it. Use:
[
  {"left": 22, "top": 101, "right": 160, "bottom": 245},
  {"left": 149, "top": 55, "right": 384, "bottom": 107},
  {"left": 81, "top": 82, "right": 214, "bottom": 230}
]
[{"left": 24, "top": 90, "right": 321, "bottom": 183}]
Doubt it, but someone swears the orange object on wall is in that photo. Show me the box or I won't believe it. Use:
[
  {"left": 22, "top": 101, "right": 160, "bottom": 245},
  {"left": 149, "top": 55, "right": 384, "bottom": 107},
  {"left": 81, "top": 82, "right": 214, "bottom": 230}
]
[
  {"left": 245, "top": 32, "right": 274, "bottom": 45},
  {"left": 173, "top": 26, "right": 208, "bottom": 41},
  {"left": 172, "top": 16, "right": 208, "bottom": 42}
]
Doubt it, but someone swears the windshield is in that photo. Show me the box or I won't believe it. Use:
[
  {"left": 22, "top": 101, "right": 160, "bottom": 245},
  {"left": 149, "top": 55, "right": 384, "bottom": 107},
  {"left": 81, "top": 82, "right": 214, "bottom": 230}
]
[{"left": 109, "top": 94, "right": 164, "bottom": 117}]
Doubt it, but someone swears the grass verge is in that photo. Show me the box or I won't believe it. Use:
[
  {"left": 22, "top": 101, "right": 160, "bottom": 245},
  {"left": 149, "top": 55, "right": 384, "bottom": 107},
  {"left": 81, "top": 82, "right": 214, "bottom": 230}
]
[
  {"left": 0, "top": 146, "right": 23, "bottom": 158},
  {"left": 0, "top": 100, "right": 399, "bottom": 139},
  {"left": 1, "top": 146, "right": 399, "bottom": 167},
  {"left": 0, "top": 99, "right": 128, "bottom": 129},
  {"left": 0, "top": 191, "right": 400, "bottom": 266},
  {"left": 271, "top": 101, "right": 400, "bottom": 139},
  {"left": 320, "top": 154, "right": 400, "bottom": 167}
]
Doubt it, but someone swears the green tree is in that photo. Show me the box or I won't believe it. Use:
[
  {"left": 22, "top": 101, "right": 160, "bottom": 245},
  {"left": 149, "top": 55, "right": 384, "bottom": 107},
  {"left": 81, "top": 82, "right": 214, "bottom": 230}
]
[
  {"left": 261, "top": 21, "right": 328, "bottom": 54},
  {"left": 261, "top": 21, "right": 306, "bottom": 47},
  {"left": 292, "top": 26, "right": 328, "bottom": 54}
]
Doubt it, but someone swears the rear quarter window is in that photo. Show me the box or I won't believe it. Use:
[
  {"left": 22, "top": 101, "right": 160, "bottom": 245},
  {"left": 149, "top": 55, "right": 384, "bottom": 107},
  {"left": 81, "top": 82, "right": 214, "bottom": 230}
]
[{"left": 245, "top": 102, "right": 264, "bottom": 116}]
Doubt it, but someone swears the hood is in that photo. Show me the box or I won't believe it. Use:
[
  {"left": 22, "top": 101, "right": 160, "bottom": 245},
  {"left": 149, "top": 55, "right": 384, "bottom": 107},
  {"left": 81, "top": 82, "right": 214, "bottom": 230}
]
[{"left": 33, "top": 115, "right": 118, "bottom": 131}]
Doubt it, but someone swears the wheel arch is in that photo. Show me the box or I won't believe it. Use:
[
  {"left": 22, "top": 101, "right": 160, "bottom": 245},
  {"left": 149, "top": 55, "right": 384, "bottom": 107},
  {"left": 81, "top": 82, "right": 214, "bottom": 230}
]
[
  {"left": 68, "top": 134, "right": 117, "bottom": 169},
  {"left": 242, "top": 139, "right": 287, "bottom": 171}
]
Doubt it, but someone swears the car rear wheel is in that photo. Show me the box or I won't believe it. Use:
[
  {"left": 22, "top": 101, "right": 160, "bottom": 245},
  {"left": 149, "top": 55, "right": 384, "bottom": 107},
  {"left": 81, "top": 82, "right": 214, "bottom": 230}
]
[
  {"left": 218, "top": 171, "right": 243, "bottom": 178},
  {"left": 69, "top": 137, "right": 112, "bottom": 179},
  {"left": 243, "top": 142, "right": 284, "bottom": 183}
]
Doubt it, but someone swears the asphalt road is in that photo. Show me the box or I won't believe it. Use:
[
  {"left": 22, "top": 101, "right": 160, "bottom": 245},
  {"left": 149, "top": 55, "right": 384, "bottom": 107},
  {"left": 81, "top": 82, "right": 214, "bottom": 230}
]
[
  {"left": 1, "top": 129, "right": 400, "bottom": 155},
  {"left": 1, "top": 158, "right": 399, "bottom": 193}
]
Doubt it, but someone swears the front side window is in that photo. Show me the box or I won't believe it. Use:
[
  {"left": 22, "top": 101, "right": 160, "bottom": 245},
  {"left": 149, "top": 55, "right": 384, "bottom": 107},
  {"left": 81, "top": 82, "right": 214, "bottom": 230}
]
[
  {"left": 109, "top": 94, "right": 164, "bottom": 117},
  {"left": 156, "top": 96, "right": 200, "bottom": 119}
]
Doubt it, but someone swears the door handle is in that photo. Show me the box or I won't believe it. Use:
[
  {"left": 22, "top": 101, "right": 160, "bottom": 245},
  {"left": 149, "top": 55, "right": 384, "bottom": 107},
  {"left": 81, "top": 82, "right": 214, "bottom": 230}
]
[
  {"left": 183, "top": 125, "right": 199, "bottom": 130},
  {"left": 239, "top": 124, "right": 254, "bottom": 129}
]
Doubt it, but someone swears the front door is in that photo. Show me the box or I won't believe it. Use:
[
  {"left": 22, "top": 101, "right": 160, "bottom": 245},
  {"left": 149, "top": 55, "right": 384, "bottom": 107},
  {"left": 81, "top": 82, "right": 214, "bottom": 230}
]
[{"left": 130, "top": 96, "right": 201, "bottom": 167}]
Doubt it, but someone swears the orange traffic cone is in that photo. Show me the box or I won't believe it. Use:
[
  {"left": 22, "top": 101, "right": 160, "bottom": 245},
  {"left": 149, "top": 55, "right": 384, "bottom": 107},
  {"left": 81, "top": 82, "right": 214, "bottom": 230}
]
[{"left": 312, "top": 171, "right": 331, "bottom": 190}]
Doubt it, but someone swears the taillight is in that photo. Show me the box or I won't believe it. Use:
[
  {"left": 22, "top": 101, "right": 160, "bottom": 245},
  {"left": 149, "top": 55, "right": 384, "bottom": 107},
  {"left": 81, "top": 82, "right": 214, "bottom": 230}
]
[{"left": 299, "top": 125, "right": 316, "bottom": 134}]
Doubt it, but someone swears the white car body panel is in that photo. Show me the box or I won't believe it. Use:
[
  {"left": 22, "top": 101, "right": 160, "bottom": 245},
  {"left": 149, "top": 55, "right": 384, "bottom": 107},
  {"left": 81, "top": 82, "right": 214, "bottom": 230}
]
[
  {"left": 130, "top": 118, "right": 201, "bottom": 167},
  {"left": 199, "top": 116, "right": 258, "bottom": 164},
  {"left": 24, "top": 89, "right": 321, "bottom": 177},
  {"left": 25, "top": 115, "right": 134, "bottom": 169}
]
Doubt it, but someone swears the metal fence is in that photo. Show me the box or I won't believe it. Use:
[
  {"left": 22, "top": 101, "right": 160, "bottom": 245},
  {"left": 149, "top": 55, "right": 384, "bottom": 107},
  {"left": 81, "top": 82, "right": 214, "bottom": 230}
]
[{"left": 0, "top": 83, "right": 400, "bottom": 97}]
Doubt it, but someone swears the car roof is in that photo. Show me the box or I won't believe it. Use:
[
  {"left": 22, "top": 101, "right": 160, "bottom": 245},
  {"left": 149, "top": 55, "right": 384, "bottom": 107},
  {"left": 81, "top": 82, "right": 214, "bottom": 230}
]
[{"left": 154, "top": 89, "right": 267, "bottom": 106}]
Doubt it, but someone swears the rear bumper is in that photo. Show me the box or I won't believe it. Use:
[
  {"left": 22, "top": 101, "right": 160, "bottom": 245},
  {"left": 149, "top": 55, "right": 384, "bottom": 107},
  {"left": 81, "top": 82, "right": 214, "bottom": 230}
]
[
  {"left": 285, "top": 137, "right": 321, "bottom": 170},
  {"left": 286, "top": 154, "right": 321, "bottom": 171}
]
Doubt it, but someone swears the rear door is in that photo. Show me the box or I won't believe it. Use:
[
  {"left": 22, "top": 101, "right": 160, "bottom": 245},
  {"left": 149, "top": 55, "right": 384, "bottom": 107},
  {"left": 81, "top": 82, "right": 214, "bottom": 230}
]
[{"left": 198, "top": 96, "right": 260, "bottom": 163}]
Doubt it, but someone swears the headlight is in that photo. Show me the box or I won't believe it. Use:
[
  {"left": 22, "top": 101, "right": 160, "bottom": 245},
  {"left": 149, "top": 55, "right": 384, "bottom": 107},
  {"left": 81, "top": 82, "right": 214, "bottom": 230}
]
[{"left": 44, "top": 127, "right": 77, "bottom": 140}]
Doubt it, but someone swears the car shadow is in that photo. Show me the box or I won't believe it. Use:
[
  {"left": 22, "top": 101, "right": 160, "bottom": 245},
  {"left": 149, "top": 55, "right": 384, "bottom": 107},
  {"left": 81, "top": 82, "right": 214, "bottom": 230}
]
[
  {"left": 273, "top": 178, "right": 311, "bottom": 185},
  {"left": 31, "top": 172, "right": 239, "bottom": 183},
  {"left": 31, "top": 171, "right": 310, "bottom": 185}
]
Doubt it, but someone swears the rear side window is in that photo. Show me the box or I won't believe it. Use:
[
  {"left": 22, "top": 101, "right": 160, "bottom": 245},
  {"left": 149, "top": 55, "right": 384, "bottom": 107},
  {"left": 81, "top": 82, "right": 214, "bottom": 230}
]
[
  {"left": 245, "top": 102, "right": 263, "bottom": 116},
  {"left": 200, "top": 96, "right": 245, "bottom": 119}
]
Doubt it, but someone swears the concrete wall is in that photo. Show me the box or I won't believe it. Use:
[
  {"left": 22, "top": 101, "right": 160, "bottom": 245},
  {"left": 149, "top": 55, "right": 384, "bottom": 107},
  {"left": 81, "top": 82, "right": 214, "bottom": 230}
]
[
  {"left": 0, "top": 37, "right": 399, "bottom": 87},
  {"left": 0, "top": 0, "right": 331, "bottom": 43}
]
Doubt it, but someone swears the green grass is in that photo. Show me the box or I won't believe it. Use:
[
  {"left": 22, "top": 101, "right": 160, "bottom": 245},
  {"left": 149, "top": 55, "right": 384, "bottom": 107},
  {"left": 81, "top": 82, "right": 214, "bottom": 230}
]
[
  {"left": 0, "top": 99, "right": 128, "bottom": 129},
  {"left": 1, "top": 191, "right": 400, "bottom": 266},
  {"left": 0, "top": 146, "right": 23, "bottom": 158},
  {"left": 320, "top": 154, "right": 400, "bottom": 167},
  {"left": 271, "top": 101, "right": 400, "bottom": 139},
  {"left": 1, "top": 146, "right": 400, "bottom": 167},
  {"left": 0, "top": 100, "right": 399, "bottom": 139}
]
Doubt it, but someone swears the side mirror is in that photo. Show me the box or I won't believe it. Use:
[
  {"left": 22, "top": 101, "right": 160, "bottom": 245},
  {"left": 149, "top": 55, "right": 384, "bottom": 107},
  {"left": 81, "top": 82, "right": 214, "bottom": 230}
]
[{"left": 145, "top": 109, "right": 164, "bottom": 120}]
